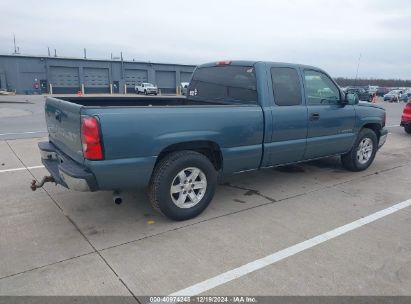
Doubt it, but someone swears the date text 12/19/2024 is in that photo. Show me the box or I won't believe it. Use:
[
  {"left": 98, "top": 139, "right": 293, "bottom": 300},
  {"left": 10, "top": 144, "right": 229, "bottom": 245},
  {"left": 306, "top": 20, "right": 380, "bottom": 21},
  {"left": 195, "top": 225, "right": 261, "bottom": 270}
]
[{"left": 149, "top": 296, "right": 257, "bottom": 303}]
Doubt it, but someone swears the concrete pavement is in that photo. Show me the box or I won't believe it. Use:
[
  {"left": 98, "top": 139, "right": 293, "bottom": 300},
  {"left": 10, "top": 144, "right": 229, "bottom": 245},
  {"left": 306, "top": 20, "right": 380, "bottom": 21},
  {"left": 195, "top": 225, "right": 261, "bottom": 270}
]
[
  {"left": 0, "top": 130, "right": 410, "bottom": 297},
  {"left": 0, "top": 95, "right": 410, "bottom": 298}
]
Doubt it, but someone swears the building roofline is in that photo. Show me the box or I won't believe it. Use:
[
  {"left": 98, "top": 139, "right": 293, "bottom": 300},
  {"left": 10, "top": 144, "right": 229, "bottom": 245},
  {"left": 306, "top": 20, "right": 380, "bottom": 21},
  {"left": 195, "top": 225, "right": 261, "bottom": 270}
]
[{"left": 0, "top": 53, "right": 197, "bottom": 68}]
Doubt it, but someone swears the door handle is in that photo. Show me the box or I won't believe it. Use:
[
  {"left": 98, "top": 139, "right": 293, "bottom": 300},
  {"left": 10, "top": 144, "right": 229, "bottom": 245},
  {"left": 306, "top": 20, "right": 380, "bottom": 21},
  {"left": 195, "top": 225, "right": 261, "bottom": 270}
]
[{"left": 310, "top": 113, "right": 320, "bottom": 121}]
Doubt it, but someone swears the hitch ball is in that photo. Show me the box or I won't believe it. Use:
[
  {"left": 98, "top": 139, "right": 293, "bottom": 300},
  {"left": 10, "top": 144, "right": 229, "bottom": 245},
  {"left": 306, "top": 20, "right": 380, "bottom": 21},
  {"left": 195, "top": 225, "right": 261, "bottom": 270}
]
[
  {"left": 113, "top": 191, "right": 123, "bottom": 205},
  {"left": 30, "top": 176, "right": 55, "bottom": 191}
]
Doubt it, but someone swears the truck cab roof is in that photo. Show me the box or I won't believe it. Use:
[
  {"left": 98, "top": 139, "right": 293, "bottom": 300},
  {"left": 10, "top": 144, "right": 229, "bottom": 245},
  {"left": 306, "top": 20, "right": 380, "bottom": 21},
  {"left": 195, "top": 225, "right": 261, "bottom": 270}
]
[{"left": 198, "top": 60, "right": 326, "bottom": 73}]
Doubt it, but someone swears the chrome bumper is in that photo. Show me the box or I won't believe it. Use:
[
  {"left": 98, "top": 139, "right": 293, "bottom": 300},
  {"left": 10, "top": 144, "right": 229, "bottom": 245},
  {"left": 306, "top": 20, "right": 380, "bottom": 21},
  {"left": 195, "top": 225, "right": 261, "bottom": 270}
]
[
  {"left": 59, "top": 170, "right": 91, "bottom": 191},
  {"left": 378, "top": 129, "right": 388, "bottom": 149},
  {"left": 38, "top": 142, "right": 98, "bottom": 192}
]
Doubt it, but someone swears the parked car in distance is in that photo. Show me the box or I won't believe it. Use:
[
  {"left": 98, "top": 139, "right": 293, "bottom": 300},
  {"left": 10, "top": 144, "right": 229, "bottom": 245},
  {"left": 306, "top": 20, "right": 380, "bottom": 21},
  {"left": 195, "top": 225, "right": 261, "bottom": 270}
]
[
  {"left": 346, "top": 87, "right": 372, "bottom": 102},
  {"left": 376, "top": 87, "right": 389, "bottom": 97},
  {"left": 135, "top": 83, "right": 158, "bottom": 95},
  {"left": 368, "top": 85, "right": 379, "bottom": 95},
  {"left": 383, "top": 90, "right": 403, "bottom": 102},
  {"left": 400, "top": 89, "right": 411, "bottom": 102},
  {"left": 400, "top": 102, "right": 411, "bottom": 134},
  {"left": 180, "top": 82, "right": 189, "bottom": 95},
  {"left": 34, "top": 60, "right": 388, "bottom": 221},
  {"left": 400, "top": 92, "right": 410, "bottom": 103}
]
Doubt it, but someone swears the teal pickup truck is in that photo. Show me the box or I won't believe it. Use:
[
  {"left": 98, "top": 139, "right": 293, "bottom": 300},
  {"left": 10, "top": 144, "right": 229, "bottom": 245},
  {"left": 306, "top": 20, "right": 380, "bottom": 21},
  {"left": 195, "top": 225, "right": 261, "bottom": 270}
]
[{"left": 34, "top": 61, "right": 388, "bottom": 220}]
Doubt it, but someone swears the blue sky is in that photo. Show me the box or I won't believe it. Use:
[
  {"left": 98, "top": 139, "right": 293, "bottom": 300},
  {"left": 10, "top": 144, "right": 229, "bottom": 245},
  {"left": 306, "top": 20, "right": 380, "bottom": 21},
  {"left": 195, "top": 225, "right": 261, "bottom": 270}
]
[{"left": 1, "top": 0, "right": 410, "bottom": 78}]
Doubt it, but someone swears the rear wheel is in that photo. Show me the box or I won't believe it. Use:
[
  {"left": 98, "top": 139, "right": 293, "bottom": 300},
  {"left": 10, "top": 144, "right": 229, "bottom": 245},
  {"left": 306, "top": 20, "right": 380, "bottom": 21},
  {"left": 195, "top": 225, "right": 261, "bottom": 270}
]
[
  {"left": 148, "top": 151, "right": 217, "bottom": 221},
  {"left": 341, "top": 128, "right": 378, "bottom": 172},
  {"left": 404, "top": 125, "right": 411, "bottom": 134}
]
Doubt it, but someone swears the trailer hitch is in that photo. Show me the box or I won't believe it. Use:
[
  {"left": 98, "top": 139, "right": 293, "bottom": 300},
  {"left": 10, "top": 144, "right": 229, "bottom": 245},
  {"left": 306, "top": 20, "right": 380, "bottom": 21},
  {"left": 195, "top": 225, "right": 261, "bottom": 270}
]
[{"left": 30, "top": 176, "right": 55, "bottom": 191}]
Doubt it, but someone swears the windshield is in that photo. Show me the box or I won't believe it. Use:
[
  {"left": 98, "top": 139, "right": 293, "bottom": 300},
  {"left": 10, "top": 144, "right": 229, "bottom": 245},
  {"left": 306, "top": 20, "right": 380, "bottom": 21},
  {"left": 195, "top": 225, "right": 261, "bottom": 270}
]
[
  {"left": 188, "top": 65, "right": 257, "bottom": 104},
  {"left": 388, "top": 90, "right": 400, "bottom": 94},
  {"left": 144, "top": 83, "right": 154, "bottom": 87}
]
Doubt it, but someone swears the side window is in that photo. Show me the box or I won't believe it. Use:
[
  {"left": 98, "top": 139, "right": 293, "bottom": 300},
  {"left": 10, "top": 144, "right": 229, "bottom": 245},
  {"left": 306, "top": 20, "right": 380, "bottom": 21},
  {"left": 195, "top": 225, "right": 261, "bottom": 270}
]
[
  {"left": 304, "top": 70, "right": 340, "bottom": 105},
  {"left": 271, "top": 67, "right": 302, "bottom": 106}
]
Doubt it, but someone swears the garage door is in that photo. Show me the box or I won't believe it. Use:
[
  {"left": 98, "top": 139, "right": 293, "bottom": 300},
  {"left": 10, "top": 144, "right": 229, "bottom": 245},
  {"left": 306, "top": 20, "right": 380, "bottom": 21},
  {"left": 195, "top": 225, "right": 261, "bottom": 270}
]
[
  {"left": 84, "top": 68, "right": 110, "bottom": 93},
  {"left": 125, "top": 69, "right": 148, "bottom": 93},
  {"left": 50, "top": 66, "right": 80, "bottom": 94},
  {"left": 180, "top": 72, "right": 192, "bottom": 83},
  {"left": 155, "top": 71, "right": 176, "bottom": 93}
]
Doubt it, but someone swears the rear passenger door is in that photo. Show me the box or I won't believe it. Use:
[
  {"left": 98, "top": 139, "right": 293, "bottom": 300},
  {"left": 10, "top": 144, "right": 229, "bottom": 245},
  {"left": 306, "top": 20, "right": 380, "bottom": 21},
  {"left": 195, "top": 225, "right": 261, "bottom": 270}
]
[
  {"left": 266, "top": 66, "right": 308, "bottom": 166},
  {"left": 303, "top": 69, "right": 356, "bottom": 160}
]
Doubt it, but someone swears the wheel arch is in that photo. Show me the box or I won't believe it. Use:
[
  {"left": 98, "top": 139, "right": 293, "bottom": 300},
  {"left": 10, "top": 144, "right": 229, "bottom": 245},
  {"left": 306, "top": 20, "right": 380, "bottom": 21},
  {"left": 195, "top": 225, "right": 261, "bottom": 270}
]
[
  {"left": 361, "top": 122, "right": 382, "bottom": 139},
  {"left": 155, "top": 140, "right": 223, "bottom": 171}
]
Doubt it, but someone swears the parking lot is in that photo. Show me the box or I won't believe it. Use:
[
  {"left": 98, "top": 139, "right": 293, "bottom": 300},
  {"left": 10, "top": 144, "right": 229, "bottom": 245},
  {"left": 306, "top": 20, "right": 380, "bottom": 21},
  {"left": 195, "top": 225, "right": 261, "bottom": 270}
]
[{"left": 0, "top": 95, "right": 410, "bottom": 299}]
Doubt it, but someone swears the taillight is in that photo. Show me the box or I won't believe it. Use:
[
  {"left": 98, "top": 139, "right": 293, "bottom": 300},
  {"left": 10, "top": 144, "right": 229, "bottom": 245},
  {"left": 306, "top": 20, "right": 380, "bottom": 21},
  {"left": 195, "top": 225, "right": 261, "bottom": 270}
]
[
  {"left": 216, "top": 60, "right": 231, "bottom": 65},
  {"left": 81, "top": 116, "right": 103, "bottom": 160}
]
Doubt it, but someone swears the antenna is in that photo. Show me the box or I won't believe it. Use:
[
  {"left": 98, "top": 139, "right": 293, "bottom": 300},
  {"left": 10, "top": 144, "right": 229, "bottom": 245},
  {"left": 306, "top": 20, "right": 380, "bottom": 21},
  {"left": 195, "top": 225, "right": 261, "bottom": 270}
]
[
  {"left": 354, "top": 53, "right": 362, "bottom": 86},
  {"left": 120, "top": 51, "right": 124, "bottom": 79},
  {"left": 12, "top": 34, "right": 20, "bottom": 54},
  {"left": 13, "top": 34, "right": 17, "bottom": 53}
]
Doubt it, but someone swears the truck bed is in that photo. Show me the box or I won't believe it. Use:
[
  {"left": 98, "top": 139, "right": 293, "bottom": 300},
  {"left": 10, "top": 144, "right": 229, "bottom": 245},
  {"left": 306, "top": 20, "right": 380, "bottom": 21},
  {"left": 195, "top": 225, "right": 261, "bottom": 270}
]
[
  {"left": 44, "top": 96, "right": 264, "bottom": 176},
  {"left": 57, "top": 96, "right": 221, "bottom": 107}
]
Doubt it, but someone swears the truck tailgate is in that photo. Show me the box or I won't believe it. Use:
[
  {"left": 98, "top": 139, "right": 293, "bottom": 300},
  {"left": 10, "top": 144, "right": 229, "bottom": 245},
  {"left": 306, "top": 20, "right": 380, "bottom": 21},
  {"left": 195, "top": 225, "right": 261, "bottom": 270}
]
[{"left": 45, "top": 97, "right": 84, "bottom": 164}]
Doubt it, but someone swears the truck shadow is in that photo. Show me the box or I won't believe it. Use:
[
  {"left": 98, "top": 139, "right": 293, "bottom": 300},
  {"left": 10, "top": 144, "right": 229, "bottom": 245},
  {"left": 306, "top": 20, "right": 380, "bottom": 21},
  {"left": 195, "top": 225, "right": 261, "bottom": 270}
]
[{"left": 275, "top": 156, "right": 347, "bottom": 174}]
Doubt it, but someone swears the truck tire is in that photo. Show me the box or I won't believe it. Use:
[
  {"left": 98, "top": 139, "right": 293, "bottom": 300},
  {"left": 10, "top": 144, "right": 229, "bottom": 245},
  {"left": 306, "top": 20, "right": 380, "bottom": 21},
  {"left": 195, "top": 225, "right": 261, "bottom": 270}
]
[
  {"left": 404, "top": 125, "right": 411, "bottom": 134},
  {"left": 148, "top": 151, "right": 217, "bottom": 221},
  {"left": 341, "top": 128, "right": 378, "bottom": 172}
]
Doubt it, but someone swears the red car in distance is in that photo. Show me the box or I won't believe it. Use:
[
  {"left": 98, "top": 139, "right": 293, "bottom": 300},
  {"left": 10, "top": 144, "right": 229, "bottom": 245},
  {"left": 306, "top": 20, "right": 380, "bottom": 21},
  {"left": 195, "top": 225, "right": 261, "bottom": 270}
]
[{"left": 400, "top": 102, "right": 411, "bottom": 134}]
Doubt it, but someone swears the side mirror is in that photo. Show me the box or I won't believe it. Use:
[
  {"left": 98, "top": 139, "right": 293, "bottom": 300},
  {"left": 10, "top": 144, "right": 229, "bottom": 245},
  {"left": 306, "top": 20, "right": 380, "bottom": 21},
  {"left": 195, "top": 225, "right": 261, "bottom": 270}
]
[{"left": 344, "top": 92, "right": 359, "bottom": 105}]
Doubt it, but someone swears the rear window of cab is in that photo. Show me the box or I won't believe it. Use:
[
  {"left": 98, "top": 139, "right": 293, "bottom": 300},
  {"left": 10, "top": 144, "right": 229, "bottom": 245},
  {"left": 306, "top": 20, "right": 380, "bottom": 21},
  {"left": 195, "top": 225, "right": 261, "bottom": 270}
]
[{"left": 188, "top": 65, "right": 257, "bottom": 104}]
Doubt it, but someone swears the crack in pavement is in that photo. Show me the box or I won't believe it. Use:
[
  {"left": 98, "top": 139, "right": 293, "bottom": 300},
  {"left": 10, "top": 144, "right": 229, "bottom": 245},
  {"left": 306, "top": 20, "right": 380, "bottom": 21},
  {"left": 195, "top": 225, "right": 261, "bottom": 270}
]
[{"left": 0, "top": 252, "right": 95, "bottom": 281}]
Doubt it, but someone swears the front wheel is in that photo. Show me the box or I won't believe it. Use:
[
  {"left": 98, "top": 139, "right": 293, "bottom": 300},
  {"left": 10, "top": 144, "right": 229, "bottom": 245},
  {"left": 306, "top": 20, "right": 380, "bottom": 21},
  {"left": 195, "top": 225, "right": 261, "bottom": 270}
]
[
  {"left": 148, "top": 151, "right": 217, "bottom": 221},
  {"left": 404, "top": 125, "right": 411, "bottom": 134},
  {"left": 341, "top": 128, "right": 378, "bottom": 172}
]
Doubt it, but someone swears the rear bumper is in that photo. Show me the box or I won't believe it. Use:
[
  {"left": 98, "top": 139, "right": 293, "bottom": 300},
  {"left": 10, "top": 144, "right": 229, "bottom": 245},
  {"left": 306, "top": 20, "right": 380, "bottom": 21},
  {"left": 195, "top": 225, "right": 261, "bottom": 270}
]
[
  {"left": 39, "top": 142, "right": 98, "bottom": 191},
  {"left": 401, "top": 120, "right": 411, "bottom": 126},
  {"left": 378, "top": 128, "right": 388, "bottom": 149}
]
